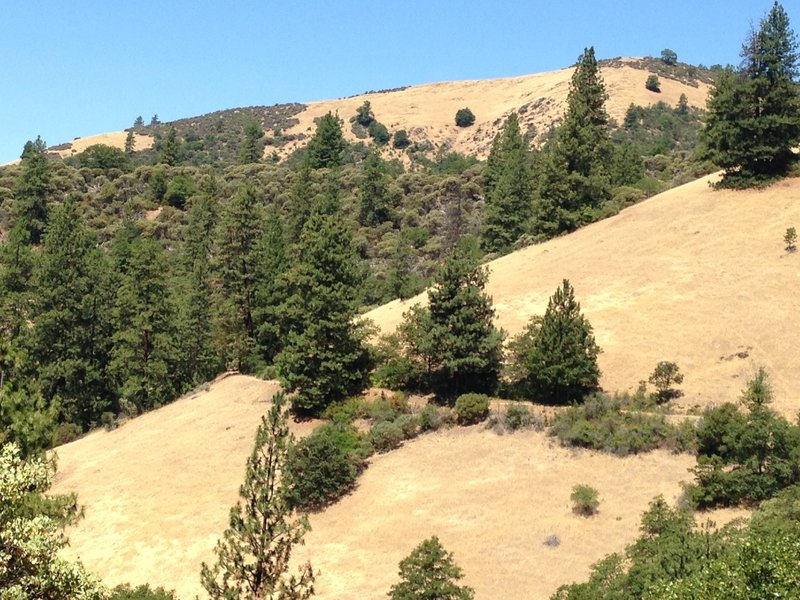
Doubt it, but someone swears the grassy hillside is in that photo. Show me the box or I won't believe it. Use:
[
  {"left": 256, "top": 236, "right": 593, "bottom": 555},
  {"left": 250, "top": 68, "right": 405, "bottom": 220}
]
[{"left": 366, "top": 173, "right": 800, "bottom": 417}]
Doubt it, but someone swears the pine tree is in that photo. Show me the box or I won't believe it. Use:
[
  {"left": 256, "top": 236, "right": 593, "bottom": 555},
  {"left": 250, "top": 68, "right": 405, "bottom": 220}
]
[
  {"left": 0, "top": 223, "right": 33, "bottom": 341},
  {"left": 239, "top": 122, "right": 265, "bottom": 164},
  {"left": 214, "top": 184, "right": 263, "bottom": 370},
  {"left": 286, "top": 159, "right": 315, "bottom": 241},
  {"left": 110, "top": 236, "right": 177, "bottom": 414},
  {"left": 276, "top": 191, "right": 370, "bottom": 415},
  {"left": 358, "top": 149, "right": 391, "bottom": 226},
  {"left": 14, "top": 136, "right": 51, "bottom": 245},
  {"left": 702, "top": 2, "right": 800, "bottom": 185},
  {"left": 510, "top": 279, "right": 600, "bottom": 404},
  {"left": 306, "top": 112, "right": 346, "bottom": 169},
  {"left": 481, "top": 113, "right": 533, "bottom": 253},
  {"left": 254, "top": 207, "right": 289, "bottom": 364},
  {"left": 424, "top": 244, "right": 504, "bottom": 398},
  {"left": 124, "top": 129, "right": 135, "bottom": 154},
  {"left": 387, "top": 232, "right": 415, "bottom": 301},
  {"left": 388, "top": 536, "right": 474, "bottom": 600},
  {"left": 200, "top": 392, "right": 315, "bottom": 600},
  {"left": 26, "top": 198, "right": 114, "bottom": 428},
  {"left": 536, "top": 47, "right": 611, "bottom": 236},
  {"left": 159, "top": 126, "right": 181, "bottom": 166}
]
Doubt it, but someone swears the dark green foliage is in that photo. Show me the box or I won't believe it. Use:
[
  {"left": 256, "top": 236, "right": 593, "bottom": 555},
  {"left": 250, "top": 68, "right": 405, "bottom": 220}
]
[
  {"left": 283, "top": 422, "right": 364, "bottom": 511},
  {"left": 504, "top": 403, "right": 534, "bottom": 431},
  {"left": 551, "top": 392, "right": 697, "bottom": 456},
  {"left": 454, "top": 393, "right": 490, "bottom": 425},
  {"left": 27, "top": 198, "right": 114, "bottom": 428},
  {"left": 648, "top": 361, "right": 684, "bottom": 402},
  {"left": 660, "top": 48, "right": 678, "bottom": 65},
  {"left": 355, "top": 101, "right": 374, "bottom": 127},
  {"left": 408, "top": 244, "right": 503, "bottom": 398},
  {"left": 200, "top": 392, "right": 315, "bottom": 600},
  {"left": 276, "top": 193, "right": 371, "bottom": 415},
  {"left": 0, "top": 223, "right": 34, "bottom": 341},
  {"left": 163, "top": 174, "right": 196, "bottom": 209},
  {"left": 0, "top": 379, "right": 57, "bottom": 456},
  {"left": 109, "top": 584, "right": 178, "bottom": 600},
  {"left": 691, "top": 368, "right": 800, "bottom": 507},
  {"left": 702, "top": 2, "right": 800, "bottom": 186},
  {"left": 253, "top": 207, "right": 289, "bottom": 364},
  {"left": 784, "top": 226, "right": 797, "bottom": 251},
  {"left": 481, "top": 113, "right": 533, "bottom": 254},
  {"left": 368, "top": 120, "right": 390, "bottom": 144},
  {"left": 238, "top": 122, "right": 265, "bottom": 164},
  {"left": 15, "top": 137, "right": 51, "bottom": 245},
  {"left": 133, "top": 116, "right": 145, "bottom": 129},
  {"left": 454, "top": 107, "right": 475, "bottom": 127},
  {"left": 359, "top": 149, "right": 391, "bottom": 226},
  {"left": 149, "top": 168, "right": 168, "bottom": 202},
  {"left": 393, "top": 129, "right": 411, "bottom": 149},
  {"left": 124, "top": 130, "right": 135, "bottom": 154},
  {"left": 158, "top": 126, "right": 181, "bottom": 166},
  {"left": 536, "top": 48, "right": 612, "bottom": 237},
  {"left": 508, "top": 279, "right": 600, "bottom": 404},
  {"left": 389, "top": 536, "right": 474, "bottom": 600},
  {"left": 307, "top": 112, "right": 346, "bottom": 169},
  {"left": 74, "top": 144, "right": 131, "bottom": 171},
  {"left": 370, "top": 420, "right": 405, "bottom": 452},
  {"left": 571, "top": 484, "right": 599, "bottom": 516},
  {"left": 645, "top": 74, "right": 661, "bottom": 92},
  {"left": 110, "top": 235, "right": 178, "bottom": 414}
]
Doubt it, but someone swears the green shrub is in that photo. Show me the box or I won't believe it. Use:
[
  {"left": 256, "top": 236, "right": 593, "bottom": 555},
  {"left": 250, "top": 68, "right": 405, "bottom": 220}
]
[
  {"left": 368, "top": 121, "right": 390, "bottom": 144},
  {"left": 367, "top": 392, "right": 410, "bottom": 424},
  {"left": 454, "top": 107, "right": 475, "bottom": 127},
  {"left": 323, "top": 396, "right": 370, "bottom": 424},
  {"left": 645, "top": 75, "right": 661, "bottom": 92},
  {"left": 648, "top": 361, "right": 684, "bottom": 402},
  {"left": 454, "top": 393, "right": 490, "bottom": 425},
  {"left": 504, "top": 404, "right": 533, "bottom": 431},
  {"left": 571, "top": 484, "right": 600, "bottom": 516},
  {"left": 109, "top": 584, "right": 178, "bottom": 600},
  {"left": 371, "top": 420, "right": 405, "bottom": 453},
  {"left": 394, "top": 414, "right": 420, "bottom": 439},
  {"left": 53, "top": 422, "right": 83, "bottom": 446},
  {"left": 283, "top": 423, "right": 364, "bottom": 511},
  {"left": 419, "top": 404, "right": 442, "bottom": 432},
  {"left": 393, "top": 129, "right": 411, "bottom": 149}
]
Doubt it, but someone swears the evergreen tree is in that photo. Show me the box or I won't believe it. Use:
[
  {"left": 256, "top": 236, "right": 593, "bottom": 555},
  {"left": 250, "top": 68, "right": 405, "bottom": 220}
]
[
  {"left": 27, "top": 198, "right": 114, "bottom": 428},
  {"left": 358, "top": 149, "right": 391, "bottom": 226},
  {"left": 14, "top": 136, "right": 51, "bottom": 244},
  {"left": 510, "top": 279, "right": 600, "bottom": 404},
  {"left": 176, "top": 188, "right": 221, "bottom": 385},
  {"left": 124, "top": 129, "right": 135, "bottom": 154},
  {"left": 0, "top": 223, "right": 33, "bottom": 341},
  {"left": 481, "top": 113, "right": 533, "bottom": 253},
  {"left": 286, "top": 159, "right": 315, "bottom": 241},
  {"left": 213, "top": 184, "right": 263, "bottom": 370},
  {"left": 702, "top": 2, "right": 800, "bottom": 185},
  {"left": 387, "top": 232, "right": 416, "bottom": 301},
  {"left": 388, "top": 536, "right": 474, "bottom": 600},
  {"left": 201, "top": 392, "right": 315, "bottom": 600},
  {"left": 422, "top": 244, "right": 503, "bottom": 398},
  {"left": 159, "top": 126, "right": 181, "bottom": 166},
  {"left": 238, "top": 122, "right": 265, "bottom": 164},
  {"left": 536, "top": 47, "right": 611, "bottom": 236},
  {"left": 133, "top": 115, "right": 145, "bottom": 128},
  {"left": 110, "top": 236, "right": 177, "bottom": 414},
  {"left": 254, "top": 207, "right": 290, "bottom": 364},
  {"left": 306, "top": 112, "right": 346, "bottom": 169},
  {"left": 276, "top": 192, "right": 370, "bottom": 415}
]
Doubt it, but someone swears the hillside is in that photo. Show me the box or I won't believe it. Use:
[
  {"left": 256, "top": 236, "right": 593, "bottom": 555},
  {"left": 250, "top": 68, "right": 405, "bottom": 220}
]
[
  {"left": 53, "top": 374, "right": 713, "bottom": 600},
  {"left": 366, "top": 173, "right": 800, "bottom": 417},
  {"left": 32, "top": 57, "right": 711, "bottom": 165}
]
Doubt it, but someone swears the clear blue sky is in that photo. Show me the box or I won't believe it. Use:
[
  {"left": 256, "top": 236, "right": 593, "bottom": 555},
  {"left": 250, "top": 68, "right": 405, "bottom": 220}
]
[{"left": 0, "top": 0, "right": 788, "bottom": 163}]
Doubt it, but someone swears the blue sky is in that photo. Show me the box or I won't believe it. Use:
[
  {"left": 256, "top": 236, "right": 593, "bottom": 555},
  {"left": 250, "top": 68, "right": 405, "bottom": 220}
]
[{"left": 0, "top": 0, "right": 789, "bottom": 163}]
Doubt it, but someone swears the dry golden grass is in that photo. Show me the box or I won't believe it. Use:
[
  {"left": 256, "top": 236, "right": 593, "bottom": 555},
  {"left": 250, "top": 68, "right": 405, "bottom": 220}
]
[
  {"left": 278, "top": 61, "right": 710, "bottom": 161},
  {"left": 51, "top": 131, "right": 154, "bottom": 158},
  {"left": 367, "top": 174, "right": 800, "bottom": 417}
]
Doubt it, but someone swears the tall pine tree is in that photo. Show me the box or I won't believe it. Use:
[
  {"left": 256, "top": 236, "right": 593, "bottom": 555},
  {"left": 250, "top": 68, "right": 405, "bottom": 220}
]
[
  {"left": 14, "top": 136, "right": 51, "bottom": 245},
  {"left": 306, "top": 112, "right": 346, "bottom": 169}
]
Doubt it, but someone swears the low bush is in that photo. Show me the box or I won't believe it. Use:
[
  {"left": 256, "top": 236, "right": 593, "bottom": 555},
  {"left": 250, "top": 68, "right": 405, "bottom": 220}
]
[
  {"left": 393, "top": 129, "right": 411, "bottom": 149},
  {"left": 571, "top": 484, "right": 600, "bottom": 516},
  {"left": 455, "top": 393, "right": 490, "bottom": 425},
  {"left": 394, "top": 413, "right": 420, "bottom": 439},
  {"left": 110, "top": 584, "right": 178, "bottom": 600},
  {"left": 455, "top": 107, "right": 475, "bottom": 127},
  {"left": 283, "top": 423, "right": 365, "bottom": 511},
  {"left": 505, "top": 403, "right": 533, "bottom": 431},
  {"left": 419, "top": 403, "right": 445, "bottom": 432},
  {"left": 371, "top": 420, "right": 405, "bottom": 453},
  {"left": 645, "top": 74, "right": 661, "bottom": 92}
]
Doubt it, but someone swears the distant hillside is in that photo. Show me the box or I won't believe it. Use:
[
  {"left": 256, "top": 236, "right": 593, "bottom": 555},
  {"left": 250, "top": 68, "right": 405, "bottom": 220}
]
[
  {"left": 40, "top": 57, "right": 714, "bottom": 166},
  {"left": 366, "top": 173, "right": 800, "bottom": 417}
]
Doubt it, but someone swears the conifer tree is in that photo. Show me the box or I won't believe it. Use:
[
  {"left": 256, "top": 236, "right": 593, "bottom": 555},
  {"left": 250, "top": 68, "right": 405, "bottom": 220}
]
[
  {"left": 254, "top": 207, "right": 289, "bottom": 364},
  {"left": 238, "top": 122, "right": 265, "bottom": 164},
  {"left": 358, "top": 149, "right": 391, "bottom": 226},
  {"left": 159, "top": 126, "right": 181, "bottom": 166},
  {"left": 510, "top": 279, "right": 600, "bottom": 404},
  {"left": 423, "top": 244, "right": 504, "bottom": 398},
  {"left": 388, "top": 536, "right": 474, "bottom": 600},
  {"left": 536, "top": 47, "right": 611, "bottom": 236},
  {"left": 14, "top": 136, "right": 51, "bottom": 244},
  {"left": 481, "top": 113, "right": 533, "bottom": 253},
  {"left": 387, "top": 232, "right": 415, "bottom": 301},
  {"left": 702, "top": 2, "right": 800, "bottom": 185},
  {"left": 0, "top": 223, "right": 33, "bottom": 341},
  {"left": 306, "top": 112, "right": 346, "bottom": 169},
  {"left": 286, "top": 159, "right": 314, "bottom": 241},
  {"left": 214, "top": 184, "right": 263, "bottom": 370},
  {"left": 124, "top": 129, "right": 135, "bottom": 154},
  {"left": 27, "top": 198, "right": 114, "bottom": 427},
  {"left": 201, "top": 392, "right": 315, "bottom": 600},
  {"left": 110, "top": 236, "right": 177, "bottom": 413},
  {"left": 276, "top": 191, "right": 370, "bottom": 415}
]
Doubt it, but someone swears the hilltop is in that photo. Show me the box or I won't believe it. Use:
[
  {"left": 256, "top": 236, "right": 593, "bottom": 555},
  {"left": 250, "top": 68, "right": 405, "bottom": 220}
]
[{"left": 41, "top": 57, "right": 712, "bottom": 165}]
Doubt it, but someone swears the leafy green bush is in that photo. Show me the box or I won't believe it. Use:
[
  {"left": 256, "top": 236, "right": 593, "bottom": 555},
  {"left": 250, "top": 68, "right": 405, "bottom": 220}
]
[
  {"left": 504, "top": 404, "right": 534, "bottom": 431},
  {"left": 419, "top": 404, "right": 442, "bottom": 432},
  {"left": 371, "top": 420, "right": 405, "bottom": 453},
  {"left": 393, "top": 129, "right": 411, "bottom": 149},
  {"left": 571, "top": 484, "right": 600, "bottom": 516},
  {"left": 394, "top": 414, "right": 420, "bottom": 439},
  {"left": 110, "top": 584, "right": 178, "bottom": 600},
  {"left": 368, "top": 121, "right": 390, "bottom": 144},
  {"left": 454, "top": 393, "right": 490, "bottom": 425},
  {"left": 648, "top": 361, "right": 684, "bottom": 402},
  {"left": 645, "top": 75, "right": 661, "bottom": 92},
  {"left": 283, "top": 423, "right": 364, "bottom": 511},
  {"left": 454, "top": 107, "right": 475, "bottom": 127}
]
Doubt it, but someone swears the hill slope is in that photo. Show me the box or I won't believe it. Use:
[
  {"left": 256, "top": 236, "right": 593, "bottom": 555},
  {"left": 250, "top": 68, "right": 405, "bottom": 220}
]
[
  {"left": 32, "top": 58, "right": 710, "bottom": 164},
  {"left": 367, "top": 174, "right": 800, "bottom": 416},
  {"left": 52, "top": 375, "right": 700, "bottom": 600}
]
